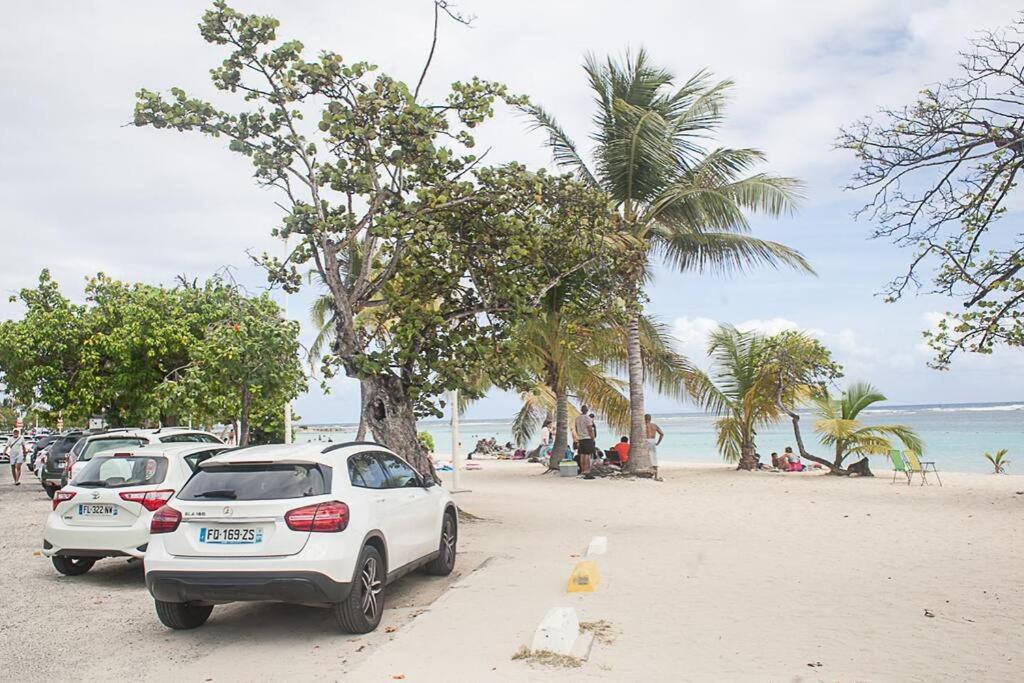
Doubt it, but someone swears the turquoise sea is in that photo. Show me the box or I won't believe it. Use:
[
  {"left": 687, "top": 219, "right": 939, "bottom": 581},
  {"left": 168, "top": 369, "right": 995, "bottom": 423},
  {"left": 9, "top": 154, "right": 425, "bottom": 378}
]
[{"left": 297, "top": 402, "right": 1024, "bottom": 475}]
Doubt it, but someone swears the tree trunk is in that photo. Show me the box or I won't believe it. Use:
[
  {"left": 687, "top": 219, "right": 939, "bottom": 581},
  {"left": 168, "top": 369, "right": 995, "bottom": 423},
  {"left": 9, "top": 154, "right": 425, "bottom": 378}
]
[
  {"left": 738, "top": 441, "right": 757, "bottom": 471},
  {"left": 624, "top": 312, "right": 650, "bottom": 472},
  {"left": 782, "top": 406, "right": 841, "bottom": 474},
  {"left": 846, "top": 458, "right": 874, "bottom": 477},
  {"left": 239, "top": 384, "right": 252, "bottom": 447},
  {"left": 360, "top": 374, "right": 432, "bottom": 475},
  {"left": 549, "top": 385, "right": 569, "bottom": 470}
]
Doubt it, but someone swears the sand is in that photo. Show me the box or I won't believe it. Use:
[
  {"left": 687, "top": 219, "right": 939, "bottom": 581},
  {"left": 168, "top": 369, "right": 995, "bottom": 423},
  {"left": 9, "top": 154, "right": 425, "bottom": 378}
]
[{"left": 2, "top": 461, "right": 1021, "bottom": 681}]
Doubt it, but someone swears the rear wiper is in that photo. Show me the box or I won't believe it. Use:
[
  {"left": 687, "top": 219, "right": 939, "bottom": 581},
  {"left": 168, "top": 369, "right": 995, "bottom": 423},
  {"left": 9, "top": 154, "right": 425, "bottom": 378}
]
[
  {"left": 75, "top": 480, "right": 109, "bottom": 488},
  {"left": 193, "top": 489, "right": 237, "bottom": 499}
]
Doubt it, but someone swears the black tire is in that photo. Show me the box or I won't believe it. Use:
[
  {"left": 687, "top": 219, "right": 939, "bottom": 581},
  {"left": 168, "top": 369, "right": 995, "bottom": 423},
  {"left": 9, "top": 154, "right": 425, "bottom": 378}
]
[
  {"left": 51, "top": 556, "right": 96, "bottom": 576},
  {"left": 154, "top": 600, "right": 213, "bottom": 630},
  {"left": 422, "top": 511, "right": 457, "bottom": 576},
  {"left": 43, "top": 484, "right": 56, "bottom": 499},
  {"left": 334, "top": 545, "right": 385, "bottom": 634}
]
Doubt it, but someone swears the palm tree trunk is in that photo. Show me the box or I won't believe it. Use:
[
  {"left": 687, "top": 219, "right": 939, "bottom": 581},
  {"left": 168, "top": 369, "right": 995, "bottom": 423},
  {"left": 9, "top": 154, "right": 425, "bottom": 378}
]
[
  {"left": 739, "top": 441, "right": 757, "bottom": 471},
  {"left": 624, "top": 312, "right": 650, "bottom": 472},
  {"left": 550, "top": 386, "right": 569, "bottom": 470}
]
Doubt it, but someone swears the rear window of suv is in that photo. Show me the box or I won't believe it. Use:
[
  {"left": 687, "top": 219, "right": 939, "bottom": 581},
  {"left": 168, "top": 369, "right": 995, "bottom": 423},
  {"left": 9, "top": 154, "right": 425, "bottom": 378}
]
[
  {"left": 80, "top": 438, "right": 147, "bottom": 461},
  {"left": 74, "top": 456, "right": 169, "bottom": 488},
  {"left": 178, "top": 464, "right": 332, "bottom": 501}
]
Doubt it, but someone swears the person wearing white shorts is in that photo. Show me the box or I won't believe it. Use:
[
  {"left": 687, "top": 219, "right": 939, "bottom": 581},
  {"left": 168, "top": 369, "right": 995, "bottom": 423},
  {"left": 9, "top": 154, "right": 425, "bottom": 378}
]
[
  {"left": 4, "top": 429, "right": 29, "bottom": 486},
  {"left": 645, "top": 414, "right": 665, "bottom": 480}
]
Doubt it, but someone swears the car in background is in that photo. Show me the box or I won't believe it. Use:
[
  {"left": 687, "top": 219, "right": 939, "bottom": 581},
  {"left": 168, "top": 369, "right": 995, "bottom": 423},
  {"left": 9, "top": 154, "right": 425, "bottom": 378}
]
[
  {"left": 144, "top": 442, "right": 457, "bottom": 632},
  {"left": 63, "top": 428, "right": 223, "bottom": 486},
  {"left": 28, "top": 433, "right": 59, "bottom": 473},
  {"left": 42, "top": 443, "right": 227, "bottom": 575},
  {"left": 40, "top": 431, "right": 87, "bottom": 497}
]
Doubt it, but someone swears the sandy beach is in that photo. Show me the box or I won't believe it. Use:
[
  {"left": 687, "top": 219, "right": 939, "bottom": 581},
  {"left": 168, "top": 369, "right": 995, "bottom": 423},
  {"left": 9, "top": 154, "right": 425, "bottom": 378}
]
[{"left": 3, "top": 461, "right": 1022, "bottom": 681}]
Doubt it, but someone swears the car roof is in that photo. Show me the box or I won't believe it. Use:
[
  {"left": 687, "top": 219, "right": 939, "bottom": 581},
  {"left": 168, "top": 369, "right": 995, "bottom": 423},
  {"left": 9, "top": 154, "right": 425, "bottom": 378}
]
[
  {"left": 97, "top": 443, "right": 228, "bottom": 459},
  {"left": 200, "top": 441, "right": 392, "bottom": 468}
]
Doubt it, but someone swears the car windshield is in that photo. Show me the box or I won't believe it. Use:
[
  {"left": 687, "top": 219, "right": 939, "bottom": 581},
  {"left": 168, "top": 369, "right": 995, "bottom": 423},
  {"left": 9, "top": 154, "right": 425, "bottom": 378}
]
[
  {"left": 51, "top": 436, "right": 83, "bottom": 459},
  {"left": 178, "top": 464, "right": 331, "bottom": 501},
  {"left": 80, "top": 438, "right": 146, "bottom": 461},
  {"left": 74, "top": 456, "right": 169, "bottom": 488}
]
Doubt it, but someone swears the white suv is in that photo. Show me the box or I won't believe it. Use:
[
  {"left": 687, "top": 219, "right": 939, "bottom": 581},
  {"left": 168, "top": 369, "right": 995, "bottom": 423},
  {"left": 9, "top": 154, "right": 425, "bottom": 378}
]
[
  {"left": 144, "top": 442, "right": 457, "bottom": 633},
  {"left": 43, "top": 443, "right": 227, "bottom": 575}
]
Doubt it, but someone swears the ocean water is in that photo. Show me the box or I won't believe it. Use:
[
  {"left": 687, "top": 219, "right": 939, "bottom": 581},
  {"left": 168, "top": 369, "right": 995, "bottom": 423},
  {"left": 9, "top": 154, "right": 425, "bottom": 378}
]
[{"left": 296, "top": 402, "right": 1024, "bottom": 475}]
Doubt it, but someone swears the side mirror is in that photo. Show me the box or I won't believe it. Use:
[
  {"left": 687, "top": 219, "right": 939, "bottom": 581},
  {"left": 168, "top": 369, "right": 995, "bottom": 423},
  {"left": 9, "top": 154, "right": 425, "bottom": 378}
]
[{"left": 421, "top": 476, "right": 436, "bottom": 488}]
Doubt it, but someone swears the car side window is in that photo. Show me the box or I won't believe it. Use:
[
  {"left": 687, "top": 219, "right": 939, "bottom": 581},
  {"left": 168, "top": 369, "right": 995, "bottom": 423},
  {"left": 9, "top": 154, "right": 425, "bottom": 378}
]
[
  {"left": 183, "top": 449, "right": 223, "bottom": 473},
  {"left": 348, "top": 453, "right": 389, "bottom": 489},
  {"left": 160, "top": 434, "right": 190, "bottom": 443},
  {"left": 375, "top": 453, "right": 420, "bottom": 488}
]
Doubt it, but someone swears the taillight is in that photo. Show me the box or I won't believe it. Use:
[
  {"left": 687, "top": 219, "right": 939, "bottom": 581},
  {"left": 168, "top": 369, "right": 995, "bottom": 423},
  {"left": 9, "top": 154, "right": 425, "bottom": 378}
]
[
  {"left": 150, "top": 506, "right": 182, "bottom": 534},
  {"left": 120, "top": 489, "right": 175, "bottom": 512},
  {"left": 285, "top": 501, "right": 349, "bottom": 532},
  {"left": 52, "top": 490, "right": 76, "bottom": 511}
]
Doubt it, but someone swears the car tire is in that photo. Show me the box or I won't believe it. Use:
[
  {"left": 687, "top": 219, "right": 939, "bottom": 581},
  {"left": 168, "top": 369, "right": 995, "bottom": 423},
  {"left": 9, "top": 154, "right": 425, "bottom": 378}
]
[
  {"left": 43, "top": 484, "right": 56, "bottom": 499},
  {"left": 51, "top": 556, "right": 96, "bottom": 576},
  {"left": 422, "top": 510, "right": 457, "bottom": 576},
  {"left": 154, "top": 600, "right": 214, "bottom": 630},
  {"left": 334, "top": 545, "right": 385, "bottom": 634}
]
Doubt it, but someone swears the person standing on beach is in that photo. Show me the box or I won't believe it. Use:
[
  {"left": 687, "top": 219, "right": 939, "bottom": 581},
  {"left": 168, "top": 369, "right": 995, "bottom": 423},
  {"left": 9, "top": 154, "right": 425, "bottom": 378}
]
[
  {"left": 645, "top": 414, "right": 664, "bottom": 480},
  {"left": 574, "top": 405, "right": 596, "bottom": 475},
  {"left": 3, "top": 429, "right": 29, "bottom": 486}
]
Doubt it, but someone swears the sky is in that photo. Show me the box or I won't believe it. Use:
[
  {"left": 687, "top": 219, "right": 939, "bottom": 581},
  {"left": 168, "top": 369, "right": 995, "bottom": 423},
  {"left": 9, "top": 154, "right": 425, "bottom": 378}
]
[{"left": 1, "top": 0, "right": 1023, "bottom": 423}]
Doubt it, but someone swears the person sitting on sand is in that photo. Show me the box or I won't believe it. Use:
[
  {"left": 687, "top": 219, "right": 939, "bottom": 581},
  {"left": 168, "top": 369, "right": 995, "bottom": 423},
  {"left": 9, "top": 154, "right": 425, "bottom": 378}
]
[
  {"left": 770, "top": 452, "right": 780, "bottom": 469},
  {"left": 610, "top": 436, "right": 630, "bottom": 466}
]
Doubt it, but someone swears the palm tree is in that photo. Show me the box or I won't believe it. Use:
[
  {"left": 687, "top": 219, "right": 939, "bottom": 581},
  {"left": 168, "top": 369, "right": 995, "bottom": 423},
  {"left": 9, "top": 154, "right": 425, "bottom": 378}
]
[
  {"left": 983, "top": 449, "right": 1010, "bottom": 474},
  {"left": 812, "top": 382, "right": 923, "bottom": 473},
  {"left": 688, "top": 325, "right": 780, "bottom": 468},
  {"left": 479, "top": 285, "right": 693, "bottom": 470},
  {"left": 525, "top": 49, "right": 812, "bottom": 473}
]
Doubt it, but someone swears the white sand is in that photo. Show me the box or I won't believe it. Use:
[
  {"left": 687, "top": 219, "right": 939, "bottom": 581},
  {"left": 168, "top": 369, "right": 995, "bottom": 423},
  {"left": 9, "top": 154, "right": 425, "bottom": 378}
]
[
  {"left": 353, "top": 461, "right": 1024, "bottom": 681},
  {"left": 3, "top": 461, "right": 1021, "bottom": 681}
]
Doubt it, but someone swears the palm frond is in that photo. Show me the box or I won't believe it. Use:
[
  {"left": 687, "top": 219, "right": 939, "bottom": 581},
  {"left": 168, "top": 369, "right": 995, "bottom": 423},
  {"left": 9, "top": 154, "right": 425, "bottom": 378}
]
[{"left": 520, "top": 103, "right": 599, "bottom": 187}]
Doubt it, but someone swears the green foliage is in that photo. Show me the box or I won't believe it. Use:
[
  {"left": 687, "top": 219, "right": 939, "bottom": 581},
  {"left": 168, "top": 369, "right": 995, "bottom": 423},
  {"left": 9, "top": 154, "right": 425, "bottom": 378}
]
[
  {"left": 133, "top": 2, "right": 635, "bottom": 437},
  {"left": 417, "top": 431, "right": 435, "bottom": 453},
  {"left": 689, "top": 326, "right": 842, "bottom": 465},
  {"left": 0, "top": 271, "right": 305, "bottom": 439},
  {"left": 812, "top": 382, "right": 924, "bottom": 469},
  {"left": 983, "top": 448, "right": 1010, "bottom": 474}
]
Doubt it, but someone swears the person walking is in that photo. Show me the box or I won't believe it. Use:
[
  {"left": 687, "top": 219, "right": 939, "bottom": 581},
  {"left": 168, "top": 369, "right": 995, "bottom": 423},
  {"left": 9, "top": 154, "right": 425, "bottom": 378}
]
[
  {"left": 574, "top": 405, "right": 596, "bottom": 476},
  {"left": 3, "top": 429, "right": 29, "bottom": 486},
  {"left": 645, "top": 414, "right": 665, "bottom": 481}
]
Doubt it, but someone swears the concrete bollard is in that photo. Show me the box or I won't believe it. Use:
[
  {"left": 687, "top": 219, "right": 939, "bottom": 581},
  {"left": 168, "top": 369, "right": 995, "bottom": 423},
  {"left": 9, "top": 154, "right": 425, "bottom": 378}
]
[
  {"left": 586, "top": 536, "right": 608, "bottom": 557},
  {"left": 531, "top": 606, "right": 580, "bottom": 654},
  {"left": 567, "top": 560, "right": 600, "bottom": 592}
]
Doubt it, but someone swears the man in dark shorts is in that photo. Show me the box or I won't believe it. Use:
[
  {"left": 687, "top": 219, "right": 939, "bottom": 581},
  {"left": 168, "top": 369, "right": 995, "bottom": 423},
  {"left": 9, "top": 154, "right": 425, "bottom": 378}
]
[{"left": 574, "top": 405, "right": 596, "bottom": 475}]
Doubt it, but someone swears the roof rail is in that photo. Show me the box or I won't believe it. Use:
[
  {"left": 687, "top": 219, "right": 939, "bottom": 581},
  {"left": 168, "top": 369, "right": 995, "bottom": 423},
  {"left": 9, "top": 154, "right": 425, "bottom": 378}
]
[{"left": 321, "top": 441, "right": 384, "bottom": 454}]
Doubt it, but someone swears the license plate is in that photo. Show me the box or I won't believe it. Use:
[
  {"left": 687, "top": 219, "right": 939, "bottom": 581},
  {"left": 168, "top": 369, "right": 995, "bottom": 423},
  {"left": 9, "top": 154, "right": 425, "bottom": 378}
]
[
  {"left": 199, "top": 527, "right": 263, "bottom": 544},
  {"left": 78, "top": 504, "right": 117, "bottom": 516}
]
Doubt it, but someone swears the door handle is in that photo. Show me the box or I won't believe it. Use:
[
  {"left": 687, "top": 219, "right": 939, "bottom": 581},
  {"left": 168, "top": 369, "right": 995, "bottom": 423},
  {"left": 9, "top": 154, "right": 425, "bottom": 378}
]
[{"left": 374, "top": 497, "right": 386, "bottom": 503}]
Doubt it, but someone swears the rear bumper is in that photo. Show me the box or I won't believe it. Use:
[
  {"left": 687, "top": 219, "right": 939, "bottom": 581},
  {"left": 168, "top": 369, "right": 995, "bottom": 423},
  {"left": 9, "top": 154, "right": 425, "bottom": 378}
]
[
  {"left": 43, "top": 513, "right": 150, "bottom": 559},
  {"left": 146, "top": 570, "right": 351, "bottom": 605}
]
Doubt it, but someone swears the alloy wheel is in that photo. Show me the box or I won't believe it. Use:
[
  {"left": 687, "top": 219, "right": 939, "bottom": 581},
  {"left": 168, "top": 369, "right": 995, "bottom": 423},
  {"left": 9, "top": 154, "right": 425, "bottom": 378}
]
[{"left": 360, "top": 556, "right": 383, "bottom": 619}]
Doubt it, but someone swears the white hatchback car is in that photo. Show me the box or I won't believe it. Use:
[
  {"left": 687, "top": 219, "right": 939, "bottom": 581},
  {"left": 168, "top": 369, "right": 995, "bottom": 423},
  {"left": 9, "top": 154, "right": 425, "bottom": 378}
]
[
  {"left": 64, "top": 428, "right": 223, "bottom": 485},
  {"left": 144, "top": 442, "right": 457, "bottom": 633},
  {"left": 43, "top": 443, "right": 228, "bottom": 575}
]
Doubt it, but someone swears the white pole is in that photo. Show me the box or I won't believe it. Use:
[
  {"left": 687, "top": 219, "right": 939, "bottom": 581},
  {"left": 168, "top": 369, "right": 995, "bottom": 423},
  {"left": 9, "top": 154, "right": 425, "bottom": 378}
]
[
  {"left": 450, "top": 389, "right": 461, "bottom": 492},
  {"left": 283, "top": 235, "right": 293, "bottom": 445}
]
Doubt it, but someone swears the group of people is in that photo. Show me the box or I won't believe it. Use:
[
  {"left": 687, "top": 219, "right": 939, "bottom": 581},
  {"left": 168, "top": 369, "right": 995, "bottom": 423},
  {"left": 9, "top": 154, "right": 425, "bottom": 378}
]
[
  {"left": 761, "top": 446, "right": 808, "bottom": 472},
  {"left": 537, "top": 406, "right": 665, "bottom": 480}
]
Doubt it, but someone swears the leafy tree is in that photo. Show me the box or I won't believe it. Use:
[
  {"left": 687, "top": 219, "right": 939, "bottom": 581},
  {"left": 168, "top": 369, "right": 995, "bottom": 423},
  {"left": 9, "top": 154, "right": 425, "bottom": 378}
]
[
  {"left": 525, "top": 50, "right": 811, "bottom": 473},
  {"left": 133, "top": 2, "right": 631, "bottom": 473},
  {"left": 839, "top": 16, "right": 1024, "bottom": 367},
  {"left": 162, "top": 286, "right": 305, "bottom": 446},
  {"left": 812, "top": 382, "right": 924, "bottom": 473},
  {"left": 0, "top": 270, "right": 98, "bottom": 423}
]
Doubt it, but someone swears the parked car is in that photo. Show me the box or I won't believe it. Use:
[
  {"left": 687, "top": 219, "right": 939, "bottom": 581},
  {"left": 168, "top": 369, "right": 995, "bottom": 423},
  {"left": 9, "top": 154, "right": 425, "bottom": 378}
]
[
  {"left": 144, "top": 442, "right": 457, "bottom": 632},
  {"left": 42, "top": 443, "right": 228, "bottom": 575},
  {"left": 40, "top": 431, "right": 87, "bottom": 497},
  {"left": 28, "top": 433, "right": 59, "bottom": 473},
  {"left": 64, "top": 428, "right": 223, "bottom": 486}
]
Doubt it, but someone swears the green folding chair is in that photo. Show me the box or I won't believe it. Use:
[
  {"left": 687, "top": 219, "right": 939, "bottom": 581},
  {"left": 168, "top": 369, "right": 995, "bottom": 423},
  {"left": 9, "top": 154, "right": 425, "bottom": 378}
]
[
  {"left": 904, "top": 450, "right": 941, "bottom": 486},
  {"left": 888, "top": 449, "right": 911, "bottom": 485}
]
